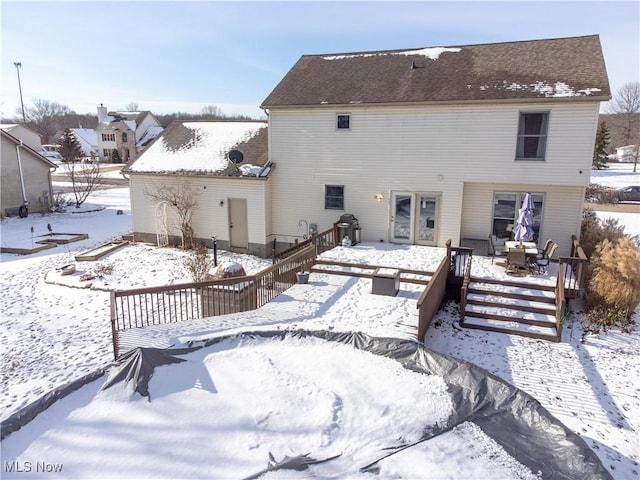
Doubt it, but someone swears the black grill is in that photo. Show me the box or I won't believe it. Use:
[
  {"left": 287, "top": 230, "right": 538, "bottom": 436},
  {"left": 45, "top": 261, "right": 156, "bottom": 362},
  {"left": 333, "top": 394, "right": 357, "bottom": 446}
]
[{"left": 337, "top": 214, "right": 360, "bottom": 245}]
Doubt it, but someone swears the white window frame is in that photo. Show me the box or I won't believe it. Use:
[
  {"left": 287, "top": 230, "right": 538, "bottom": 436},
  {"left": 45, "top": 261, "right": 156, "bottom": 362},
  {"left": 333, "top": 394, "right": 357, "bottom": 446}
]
[{"left": 515, "top": 111, "right": 549, "bottom": 161}]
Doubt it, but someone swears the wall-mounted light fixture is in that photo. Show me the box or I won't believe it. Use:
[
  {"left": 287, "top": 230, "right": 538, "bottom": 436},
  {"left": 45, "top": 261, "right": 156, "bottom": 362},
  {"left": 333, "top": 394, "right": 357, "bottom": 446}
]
[
  {"left": 219, "top": 200, "right": 225, "bottom": 207},
  {"left": 373, "top": 193, "right": 384, "bottom": 202}
]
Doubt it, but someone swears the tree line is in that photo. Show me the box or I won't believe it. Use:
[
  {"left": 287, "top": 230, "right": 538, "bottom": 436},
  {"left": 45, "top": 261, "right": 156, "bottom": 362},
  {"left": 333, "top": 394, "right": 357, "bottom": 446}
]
[{"left": 0, "top": 100, "right": 261, "bottom": 144}]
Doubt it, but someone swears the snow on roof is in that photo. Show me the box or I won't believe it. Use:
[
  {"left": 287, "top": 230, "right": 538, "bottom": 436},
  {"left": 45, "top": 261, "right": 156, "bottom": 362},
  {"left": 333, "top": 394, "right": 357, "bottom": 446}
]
[
  {"left": 136, "top": 125, "right": 164, "bottom": 148},
  {"left": 323, "top": 47, "right": 461, "bottom": 61},
  {"left": 129, "top": 121, "right": 267, "bottom": 174},
  {"left": 71, "top": 128, "right": 98, "bottom": 147},
  {"left": 504, "top": 81, "right": 602, "bottom": 97}
]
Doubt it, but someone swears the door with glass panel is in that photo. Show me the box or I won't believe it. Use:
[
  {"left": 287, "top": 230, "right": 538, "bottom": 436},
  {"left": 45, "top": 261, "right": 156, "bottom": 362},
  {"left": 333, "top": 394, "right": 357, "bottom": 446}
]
[
  {"left": 391, "top": 192, "right": 439, "bottom": 245},
  {"left": 415, "top": 194, "right": 438, "bottom": 246},
  {"left": 391, "top": 192, "right": 413, "bottom": 243}
]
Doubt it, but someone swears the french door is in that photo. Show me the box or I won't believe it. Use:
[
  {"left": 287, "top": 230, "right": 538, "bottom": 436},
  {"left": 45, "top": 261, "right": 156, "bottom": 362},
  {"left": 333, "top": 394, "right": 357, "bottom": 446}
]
[{"left": 391, "top": 192, "right": 439, "bottom": 246}]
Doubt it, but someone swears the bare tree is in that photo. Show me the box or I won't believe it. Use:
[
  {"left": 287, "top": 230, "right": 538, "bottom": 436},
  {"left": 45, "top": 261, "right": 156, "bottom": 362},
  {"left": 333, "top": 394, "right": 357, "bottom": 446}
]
[
  {"left": 22, "top": 98, "right": 74, "bottom": 143},
  {"left": 125, "top": 102, "right": 140, "bottom": 112},
  {"left": 145, "top": 183, "right": 199, "bottom": 249},
  {"left": 607, "top": 81, "right": 640, "bottom": 172},
  {"left": 64, "top": 162, "right": 104, "bottom": 208},
  {"left": 200, "top": 104, "right": 224, "bottom": 119}
]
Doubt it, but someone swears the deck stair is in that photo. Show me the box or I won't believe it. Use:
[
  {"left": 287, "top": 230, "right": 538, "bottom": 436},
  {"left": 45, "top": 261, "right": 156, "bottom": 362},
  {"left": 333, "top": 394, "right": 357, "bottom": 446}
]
[{"left": 462, "top": 278, "right": 560, "bottom": 342}]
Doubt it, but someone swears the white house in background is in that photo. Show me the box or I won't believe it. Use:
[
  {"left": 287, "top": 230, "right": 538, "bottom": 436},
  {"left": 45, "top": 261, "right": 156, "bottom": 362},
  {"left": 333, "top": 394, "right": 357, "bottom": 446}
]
[
  {"left": 96, "top": 105, "right": 163, "bottom": 163},
  {"left": 125, "top": 120, "right": 271, "bottom": 255},
  {"left": 260, "top": 34, "right": 611, "bottom": 257},
  {"left": 70, "top": 128, "right": 99, "bottom": 160},
  {"left": 1, "top": 128, "right": 56, "bottom": 217},
  {"left": 616, "top": 145, "right": 637, "bottom": 163}
]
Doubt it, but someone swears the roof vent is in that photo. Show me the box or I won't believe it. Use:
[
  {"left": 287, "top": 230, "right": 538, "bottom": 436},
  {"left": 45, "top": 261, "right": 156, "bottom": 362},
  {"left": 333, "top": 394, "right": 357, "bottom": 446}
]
[{"left": 410, "top": 61, "right": 417, "bottom": 70}]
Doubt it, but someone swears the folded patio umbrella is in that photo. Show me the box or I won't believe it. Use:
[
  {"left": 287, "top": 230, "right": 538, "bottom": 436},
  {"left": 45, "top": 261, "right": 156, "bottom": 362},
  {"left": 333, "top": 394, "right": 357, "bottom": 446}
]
[{"left": 513, "top": 193, "right": 535, "bottom": 243}]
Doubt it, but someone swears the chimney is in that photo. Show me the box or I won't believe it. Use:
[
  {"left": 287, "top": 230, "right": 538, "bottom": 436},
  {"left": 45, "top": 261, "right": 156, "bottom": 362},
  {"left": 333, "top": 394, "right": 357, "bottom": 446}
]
[{"left": 97, "top": 104, "right": 108, "bottom": 123}]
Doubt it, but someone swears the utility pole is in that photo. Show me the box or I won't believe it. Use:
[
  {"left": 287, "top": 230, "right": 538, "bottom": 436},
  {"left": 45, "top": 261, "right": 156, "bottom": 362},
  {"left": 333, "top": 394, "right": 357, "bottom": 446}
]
[{"left": 14, "top": 62, "right": 26, "bottom": 123}]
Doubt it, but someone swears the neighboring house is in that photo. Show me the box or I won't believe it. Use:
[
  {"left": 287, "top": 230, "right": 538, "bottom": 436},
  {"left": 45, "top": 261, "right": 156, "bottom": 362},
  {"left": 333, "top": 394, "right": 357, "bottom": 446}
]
[
  {"left": 616, "top": 145, "right": 637, "bottom": 163},
  {"left": 1, "top": 129, "right": 56, "bottom": 217},
  {"left": 96, "top": 104, "right": 163, "bottom": 163},
  {"left": 0, "top": 124, "right": 42, "bottom": 151},
  {"left": 70, "top": 128, "right": 99, "bottom": 160},
  {"left": 125, "top": 120, "right": 271, "bottom": 255},
  {"left": 260, "top": 34, "right": 611, "bottom": 257}
]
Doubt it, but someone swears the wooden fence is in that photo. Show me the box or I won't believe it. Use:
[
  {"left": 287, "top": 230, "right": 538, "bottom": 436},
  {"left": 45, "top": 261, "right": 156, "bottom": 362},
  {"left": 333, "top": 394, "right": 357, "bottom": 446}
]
[
  {"left": 272, "top": 226, "right": 337, "bottom": 263},
  {"left": 110, "top": 245, "right": 316, "bottom": 359}
]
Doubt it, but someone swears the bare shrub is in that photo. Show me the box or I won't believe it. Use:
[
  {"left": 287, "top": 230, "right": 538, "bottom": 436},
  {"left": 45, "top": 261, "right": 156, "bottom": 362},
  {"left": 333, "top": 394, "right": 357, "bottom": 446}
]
[
  {"left": 580, "top": 215, "right": 626, "bottom": 259},
  {"left": 184, "top": 243, "right": 213, "bottom": 282},
  {"left": 586, "top": 237, "right": 640, "bottom": 332},
  {"left": 94, "top": 263, "right": 114, "bottom": 278},
  {"left": 585, "top": 183, "right": 619, "bottom": 204},
  {"left": 145, "top": 183, "right": 198, "bottom": 249}
]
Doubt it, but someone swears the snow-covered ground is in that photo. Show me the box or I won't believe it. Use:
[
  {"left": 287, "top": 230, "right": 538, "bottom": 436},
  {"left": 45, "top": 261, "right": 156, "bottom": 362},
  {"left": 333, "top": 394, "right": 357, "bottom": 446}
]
[{"left": 0, "top": 164, "right": 638, "bottom": 479}]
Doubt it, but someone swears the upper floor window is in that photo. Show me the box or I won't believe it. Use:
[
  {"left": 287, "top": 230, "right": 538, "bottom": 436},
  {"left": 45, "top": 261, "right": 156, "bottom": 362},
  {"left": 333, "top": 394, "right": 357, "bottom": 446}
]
[
  {"left": 516, "top": 112, "right": 549, "bottom": 161},
  {"left": 122, "top": 132, "right": 128, "bottom": 143},
  {"left": 102, "top": 133, "right": 115, "bottom": 142},
  {"left": 336, "top": 114, "right": 350, "bottom": 130},
  {"left": 325, "top": 185, "right": 344, "bottom": 210}
]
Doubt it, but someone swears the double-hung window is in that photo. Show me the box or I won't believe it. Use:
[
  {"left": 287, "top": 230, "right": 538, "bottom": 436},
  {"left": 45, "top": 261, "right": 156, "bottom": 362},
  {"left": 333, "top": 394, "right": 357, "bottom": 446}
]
[
  {"left": 516, "top": 112, "right": 549, "bottom": 161},
  {"left": 325, "top": 185, "right": 344, "bottom": 210}
]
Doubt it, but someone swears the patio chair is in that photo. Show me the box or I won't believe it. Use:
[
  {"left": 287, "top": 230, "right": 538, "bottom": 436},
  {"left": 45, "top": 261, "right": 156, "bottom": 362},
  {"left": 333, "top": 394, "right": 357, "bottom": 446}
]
[
  {"left": 488, "top": 235, "right": 507, "bottom": 264},
  {"left": 506, "top": 248, "right": 529, "bottom": 274},
  {"left": 535, "top": 243, "right": 558, "bottom": 274},
  {"left": 536, "top": 239, "right": 553, "bottom": 259}
]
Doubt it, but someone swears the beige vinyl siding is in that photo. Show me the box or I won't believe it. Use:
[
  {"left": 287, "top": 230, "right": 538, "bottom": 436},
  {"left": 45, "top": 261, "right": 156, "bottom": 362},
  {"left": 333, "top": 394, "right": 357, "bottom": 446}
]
[
  {"left": 268, "top": 100, "right": 599, "bottom": 246},
  {"left": 461, "top": 182, "right": 585, "bottom": 257},
  {"left": 129, "top": 174, "right": 268, "bottom": 245}
]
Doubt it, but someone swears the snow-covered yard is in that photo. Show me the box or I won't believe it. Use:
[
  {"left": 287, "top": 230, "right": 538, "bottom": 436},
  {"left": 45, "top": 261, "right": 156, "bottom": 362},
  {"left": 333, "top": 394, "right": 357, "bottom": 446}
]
[{"left": 0, "top": 163, "right": 638, "bottom": 479}]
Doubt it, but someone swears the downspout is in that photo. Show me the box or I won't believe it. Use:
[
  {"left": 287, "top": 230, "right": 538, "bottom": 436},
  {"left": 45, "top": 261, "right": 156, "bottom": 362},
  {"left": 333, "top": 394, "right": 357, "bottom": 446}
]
[{"left": 15, "top": 142, "right": 29, "bottom": 206}]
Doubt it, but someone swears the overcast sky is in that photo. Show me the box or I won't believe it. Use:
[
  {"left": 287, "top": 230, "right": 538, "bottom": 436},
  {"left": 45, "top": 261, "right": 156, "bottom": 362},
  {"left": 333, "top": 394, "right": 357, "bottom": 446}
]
[{"left": 1, "top": 1, "right": 638, "bottom": 119}]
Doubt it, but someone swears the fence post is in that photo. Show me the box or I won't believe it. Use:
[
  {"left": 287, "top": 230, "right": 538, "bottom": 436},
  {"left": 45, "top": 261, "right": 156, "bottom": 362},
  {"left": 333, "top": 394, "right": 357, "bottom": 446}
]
[
  {"left": 110, "top": 291, "right": 119, "bottom": 361},
  {"left": 272, "top": 237, "right": 277, "bottom": 264}
]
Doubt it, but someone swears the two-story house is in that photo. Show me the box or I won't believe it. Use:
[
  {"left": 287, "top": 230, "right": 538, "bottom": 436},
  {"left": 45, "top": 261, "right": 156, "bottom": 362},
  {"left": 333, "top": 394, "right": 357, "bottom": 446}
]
[
  {"left": 260, "top": 35, "right": 610, "bottom": 257},
  {"left": 95, "top": 105, "right": 163, "bottom": 163}
]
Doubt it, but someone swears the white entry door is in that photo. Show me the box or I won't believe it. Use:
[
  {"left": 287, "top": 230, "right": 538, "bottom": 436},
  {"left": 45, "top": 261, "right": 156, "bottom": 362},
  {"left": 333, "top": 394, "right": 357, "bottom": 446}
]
[
  {"left": 391, "top": 192, "right": 413, "bottom": 243},
  {"left": 228, "top": 198, "right": 248, "bottom": 249},
  {"left": 391, "top": 192, "right": 439, "bottom": 246}
]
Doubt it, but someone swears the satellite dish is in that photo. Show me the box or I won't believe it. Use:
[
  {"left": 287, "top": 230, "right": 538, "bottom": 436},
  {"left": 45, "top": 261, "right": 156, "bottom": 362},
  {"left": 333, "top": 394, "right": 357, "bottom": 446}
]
[{"left": 228, "top": 150, "right": 244, "bottom": 164}]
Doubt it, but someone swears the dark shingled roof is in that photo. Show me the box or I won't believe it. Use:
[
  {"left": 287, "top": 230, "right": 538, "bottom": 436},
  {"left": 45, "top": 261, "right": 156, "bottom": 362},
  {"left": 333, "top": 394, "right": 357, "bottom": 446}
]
[
  {"left": 261, "top": 35, "right": 610, "bottom": 108},
  {"left": 126, "top": 120, "right": 269, "bottom": 177}
]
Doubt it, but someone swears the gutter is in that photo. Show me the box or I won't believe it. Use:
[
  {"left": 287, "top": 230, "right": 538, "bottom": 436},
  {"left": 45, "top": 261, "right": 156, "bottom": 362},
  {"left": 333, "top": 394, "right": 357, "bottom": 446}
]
[{"left": 15, "top": 143, "right": 29, "bottom": 206}]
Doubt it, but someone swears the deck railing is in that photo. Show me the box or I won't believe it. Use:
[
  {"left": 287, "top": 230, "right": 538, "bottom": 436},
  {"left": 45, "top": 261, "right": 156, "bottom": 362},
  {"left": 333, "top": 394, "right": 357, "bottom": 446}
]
[
  {"left": 111, "top": 244, "right": 316, "bottom": 359},
  {"left": 416, "top": 240, "right": 454, "bottom": 340},
  {"left": 452, "top": 247, "right": 473, "bottom": 325},
  {"left": 272, "top": 227, "right": 337, "bottom": 263}
]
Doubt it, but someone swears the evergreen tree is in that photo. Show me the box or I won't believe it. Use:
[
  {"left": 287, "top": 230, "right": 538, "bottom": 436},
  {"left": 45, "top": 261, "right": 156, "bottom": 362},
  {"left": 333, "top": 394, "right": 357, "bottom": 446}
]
[
  {"left": 110, "top": 149, "right": 122, "bottom": 163},
  {"left": 56, "top": 128, "right": 83, "bottom": 163},
  {"left": 592, "top": 121, "right": 610, "bottom": 170}
]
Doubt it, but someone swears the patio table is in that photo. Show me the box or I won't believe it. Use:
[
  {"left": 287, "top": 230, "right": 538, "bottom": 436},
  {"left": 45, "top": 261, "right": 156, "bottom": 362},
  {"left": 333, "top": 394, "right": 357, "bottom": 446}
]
[{"left": 503, "top": 241, "right": 538, "bottom": 257}]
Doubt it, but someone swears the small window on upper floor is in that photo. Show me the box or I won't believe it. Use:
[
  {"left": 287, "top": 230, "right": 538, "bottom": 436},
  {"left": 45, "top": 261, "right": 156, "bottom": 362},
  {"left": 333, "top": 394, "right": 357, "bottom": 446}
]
[
  {"left": 516, "top": 112, "right": 549, "bottom": 161},
  {"left": 122, "top": 132, "right": 128, "bottom": 143},
  {"left": 337, "top": 114, "right": 350, "bottom": 130}
]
